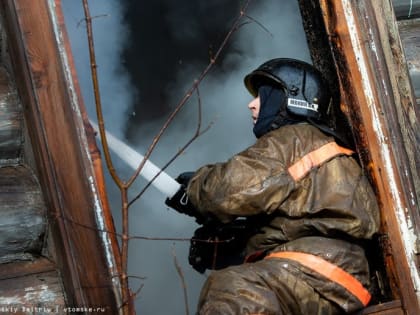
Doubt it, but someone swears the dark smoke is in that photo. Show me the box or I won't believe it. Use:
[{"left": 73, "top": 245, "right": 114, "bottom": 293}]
[{"left": 119, "top": 1, "right": 243, "bottom": 139}]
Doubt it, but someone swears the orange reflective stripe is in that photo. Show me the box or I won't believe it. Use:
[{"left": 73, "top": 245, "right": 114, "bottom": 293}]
[
  {"left": 265, "top": 251, "right": 371, "bottom": 306},
  {"left": 288, "top": 142, "right": 354, "bottom": 181}
]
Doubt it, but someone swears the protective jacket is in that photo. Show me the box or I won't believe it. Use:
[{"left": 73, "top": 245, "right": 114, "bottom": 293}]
[{"left": 187, "top": 123, "right": 380, "bottom": 314}]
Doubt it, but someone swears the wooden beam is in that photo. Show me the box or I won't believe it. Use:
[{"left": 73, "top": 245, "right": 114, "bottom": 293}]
[
  {"left": 0, "top": 258, "right": 56, "bottom": 280},
  {"left": 0, "top": 165, "right": 47, "bottom": 263},
  {"left": 297, "top": 0, "right": 356, "bottom": 148},
  {"left": 353, "top": 300, "right": 403, "bottom": 315},
  {"left": 318, "top": 0, "right": 420, "bottom": 313}
]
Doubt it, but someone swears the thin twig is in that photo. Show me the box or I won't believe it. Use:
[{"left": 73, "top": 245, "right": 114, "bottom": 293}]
[
  {"left": 54, "top": 215, "right": 234, "bottom": 246},
  {"left": 128, "top": 117, "right": 213, "bottom": 207},
  {"left": 76, "top": 14, "right": 110, "bottom": 28},
  {"left": 243, "top": 15, "right": 274, "bottom": 37},
  {"left": 172, "top": 245, "right": 190, "bottom": 315},
  {"left": 82, "top": 0, "right": 123, "bottom": 189},
  {"left": 55, "top": 212, "right": 234, "bottom": 243},
  {"left": 131, "top": 284, "right": 145, "bottom": 302}
]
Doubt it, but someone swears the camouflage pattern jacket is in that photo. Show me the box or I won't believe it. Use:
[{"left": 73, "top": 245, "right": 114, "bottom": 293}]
[{"left": 187, "top": 123, "right": 380, "bottom": 306}]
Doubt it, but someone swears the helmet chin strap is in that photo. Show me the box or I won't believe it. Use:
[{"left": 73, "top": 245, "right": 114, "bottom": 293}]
[{"left": 269, "top": 97, "right": 302, "bottom": 131}]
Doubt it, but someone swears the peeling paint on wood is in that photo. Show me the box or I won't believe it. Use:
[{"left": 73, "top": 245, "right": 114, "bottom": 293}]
[
  {"left": 88, "top": 176, "right": 122, "bottom": 294},
  {"left": 0, "top": 271, "right": 65, "bottom": 312}
]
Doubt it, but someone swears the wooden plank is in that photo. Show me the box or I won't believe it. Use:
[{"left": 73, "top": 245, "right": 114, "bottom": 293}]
[
  {"left": 353, "top": 300, "right": 403, "bottom": 315},
  {"left": 0, "top": 258, "right": 56, "bottom": 281},
  {"left": 0, "top": 66, "right": 23, "bottom": 162},
  {"left": 0, "top": 165, "right": 46, "bottom": 263},
  {"left": 0, "top": 0, "right": 120, "bottom": 312},
  {"left": 0, "top": 270, "right": 66, "bottom": 313},
  {"left": 317, "top": 0, "right": 420, "bottom": 313},
  {"left": 297, "top": 0, "right": 356, "bottom": 149},
  {"left": 357, "top": 0, "right": 420, "bottom": 219},
  {"left": 392, "top": 0, "right": 420, "bottom": 19},
  {"left": 398, "top": 18, "right": 420, "bottom": 102}
]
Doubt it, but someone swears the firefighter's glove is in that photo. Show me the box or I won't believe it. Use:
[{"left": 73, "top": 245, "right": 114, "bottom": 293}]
[
  {"left": 165, "top": 186, "right": 197, "bottom": 219},
  {"left": 175, "top": 171, "right": 195, "bottom": 186},
  {"left": 189, "top": 220, "right": 253, "bottom": 273},
  {"left": 165, "top": 171, "right": 206, "bottom": 224}
]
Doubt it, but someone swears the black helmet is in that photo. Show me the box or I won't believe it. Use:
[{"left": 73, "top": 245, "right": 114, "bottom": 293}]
[{"left": 244, "top": 58, "right": 332, "bottom": 123}]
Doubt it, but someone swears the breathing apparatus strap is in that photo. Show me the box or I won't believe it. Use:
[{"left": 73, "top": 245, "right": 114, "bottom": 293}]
[
  {"left": 287, "top": 142, "right": 354, "bottom": 181},
  {"left": 265, "top": 251, "right": 371, "bottom": 306}
]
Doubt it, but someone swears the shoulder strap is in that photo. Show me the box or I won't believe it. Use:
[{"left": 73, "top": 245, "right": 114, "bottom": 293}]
[
  {"left": 265, "top": 251, "right": 371, "bottom": 306},
  {"left": 288, "top": 142, "right": 354, "bottom": 181}
]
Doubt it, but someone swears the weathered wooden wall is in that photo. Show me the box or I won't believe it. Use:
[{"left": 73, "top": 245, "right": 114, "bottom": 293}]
[
  {"left": 0, "top": 2, "right": 65, "bottom": 315},
  {"left": 298, "top": 0, "right": 420, "bottom": 314},
  {"left": 0, "top": 165, "right": 46, "bottom": 263},
  {"left": 0, "top": 13, "right": 63, "bottom": 311},
  {"left": 0, "top": 66, "right": 22, "bottom": 163},
  {"left": 0, "top": 0, "right": 121, "bottom": 313},
  {"left": 0, "top": 264, "right": 66, "bottom": 313}
]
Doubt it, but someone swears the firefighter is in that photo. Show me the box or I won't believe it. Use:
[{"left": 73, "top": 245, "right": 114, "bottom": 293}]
[{"left": 166, "top": 58, "right": 380, "bottom": 314}]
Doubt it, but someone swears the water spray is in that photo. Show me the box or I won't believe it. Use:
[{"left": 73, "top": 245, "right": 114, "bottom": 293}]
[{"left": 89, "top": 121, "right": 180, "bottom": 197}]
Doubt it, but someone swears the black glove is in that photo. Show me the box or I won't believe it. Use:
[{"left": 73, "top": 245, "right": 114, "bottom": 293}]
[
  {"left": 175, "top": 171, "right": 195, "bottom": 186},
  {"left": 188, "top": 219, "right": 255, "bottom": 273},
  {"left": 165, "top": 171, "right": 206, "bottom": 223},
  {"left": 165, "top": 185, "right": 196, "bottom": 218}
]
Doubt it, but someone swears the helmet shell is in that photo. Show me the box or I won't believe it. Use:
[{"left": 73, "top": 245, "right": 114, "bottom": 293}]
[{"left": 244, "top": 58, "right": 331, "bottom": 122}]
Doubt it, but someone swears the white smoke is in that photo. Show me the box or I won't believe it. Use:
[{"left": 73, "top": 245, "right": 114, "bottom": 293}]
[
  {"left": 62, "top": 0, "right": 310, "bottom": 314},
  {"left": 61, "top": 0, "right": 132, "bottom": 138}
]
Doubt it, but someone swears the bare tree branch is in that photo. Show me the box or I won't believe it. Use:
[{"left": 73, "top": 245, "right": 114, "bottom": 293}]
[
  {"left": 81, "top": 1, "right": 254, "bottom": 314},
  {"left": 243, "top": 15, "right": 274, "bottom": 37},
  {"left": 81, "top": 0, "right": 123, "bottom": 188},
  {"left": 56, "top": 212, "right": 235, "bottom": 244},
  {"left": 76, "top": 14, "right": 110, "bottom": 28},
  {"left": 128, "top": 86, "right": 214, "bottom": 206},
  {"left": 81, "top": 1, "right": 132, "bottom": 312},
  {"left": 172, "top": 245, "right": 190, "bottom": 315}
]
